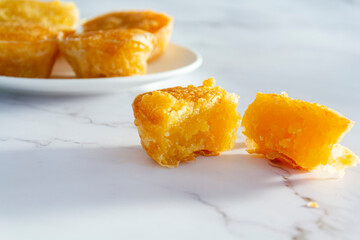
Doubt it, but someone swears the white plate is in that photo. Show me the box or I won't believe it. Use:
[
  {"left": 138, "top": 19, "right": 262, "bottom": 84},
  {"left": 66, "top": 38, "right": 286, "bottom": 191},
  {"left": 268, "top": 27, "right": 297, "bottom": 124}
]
[{"left": 0, "top": 43, "right": 202, "bottom": 95}]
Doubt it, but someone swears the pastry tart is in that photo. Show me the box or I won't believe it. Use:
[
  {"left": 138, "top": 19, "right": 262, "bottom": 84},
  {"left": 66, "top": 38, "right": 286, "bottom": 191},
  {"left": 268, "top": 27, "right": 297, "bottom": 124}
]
[
  {"left": 83, "top": 10, "right": 173, "bottom": 61},
  {"left": 241, "top": 92, "right": 359, "bottom": 173},
  {"left": 132, "top": 78, "right": 241, "bottom": 168},
  {"left": 0, "top": 22, "right": 58, "bottom": 78},
  {"left": 0, "top": 0, "right": 79, "bottom": 34},
  {"left": 58, "top": 29, "right": 154, "bottom": 78}
]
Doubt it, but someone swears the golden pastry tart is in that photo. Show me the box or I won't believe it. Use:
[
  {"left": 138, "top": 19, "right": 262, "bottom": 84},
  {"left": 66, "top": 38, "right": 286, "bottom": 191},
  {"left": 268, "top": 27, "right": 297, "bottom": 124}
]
[
  {"left": 241, "top": 92, "right": 359, "bottom": 173},
  {"left": 82, "top": 10, "right": 173, "bottom": 61},
  {"left": 58, "top": 29, "right": 154, "bottom": 78},
  {"left": 0, "top": 22, "right": 58, "bottom": 78},
  {"left": 0, "top": 0, "right": 79, "bottom": 34},
  {"left": 132, "top": 78, "right": 241, "bottom": 168}
]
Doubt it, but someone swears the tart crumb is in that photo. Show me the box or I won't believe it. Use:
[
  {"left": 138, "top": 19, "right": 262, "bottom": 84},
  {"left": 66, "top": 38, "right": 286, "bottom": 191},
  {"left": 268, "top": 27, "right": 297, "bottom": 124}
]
[{"left": 306, "top": 201, "right": 319, "bottom": 208}]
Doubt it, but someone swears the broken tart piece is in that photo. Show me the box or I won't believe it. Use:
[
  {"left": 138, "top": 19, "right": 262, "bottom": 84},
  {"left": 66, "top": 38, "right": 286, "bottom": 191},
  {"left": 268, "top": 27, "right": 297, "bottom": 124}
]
[
  {"left": 0, "top": 0, "right": 79, "bottom": 34},
  {"left": 59, "top": 29, "right": 154, "bottom": 78},
  {"left": 0, "top": 22, "right": 58, "bottom": 78},
  {"left": 241, "top": 92, "right": 359, "bottom": 173},
  {"left": 83, "top": 10, "right": 173, "bottom": 61},
  {"left": 132, "top": 78, "right": 241, "bottom": 168}
]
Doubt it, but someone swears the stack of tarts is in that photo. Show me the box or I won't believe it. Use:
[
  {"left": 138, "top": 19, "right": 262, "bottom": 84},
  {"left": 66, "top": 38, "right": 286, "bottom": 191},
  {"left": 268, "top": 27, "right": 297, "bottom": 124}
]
[
  {"left": 0, "top": 0, "right": 173, "bottom": 78},
  {"left": 0, "top": 0, "right": 79, "bottom": 78}
]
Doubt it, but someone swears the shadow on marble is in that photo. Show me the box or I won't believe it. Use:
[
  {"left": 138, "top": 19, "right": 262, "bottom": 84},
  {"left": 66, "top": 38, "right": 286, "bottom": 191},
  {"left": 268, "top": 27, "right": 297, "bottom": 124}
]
[
  {"left": 233, "top": 141, "right": 247, "bottom": 149},
  {"left": 0, "top": 91, "right": 111, "bottom": 103},
  {"left": 0, "top": 145, "right": 331, "bottom": 218}
]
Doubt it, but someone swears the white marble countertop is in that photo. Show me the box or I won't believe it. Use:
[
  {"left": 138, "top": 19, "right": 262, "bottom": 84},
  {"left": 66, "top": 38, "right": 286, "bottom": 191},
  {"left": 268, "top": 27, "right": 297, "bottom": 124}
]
[{"left": 1, "top": 0, "right": 360, "bottom": 239}]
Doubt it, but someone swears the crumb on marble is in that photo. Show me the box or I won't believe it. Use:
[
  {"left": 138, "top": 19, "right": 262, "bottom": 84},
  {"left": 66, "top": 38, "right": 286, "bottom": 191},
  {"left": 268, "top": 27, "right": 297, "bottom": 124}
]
[{"left": 306, "top": 201, "right": 319, "bottom": 208}]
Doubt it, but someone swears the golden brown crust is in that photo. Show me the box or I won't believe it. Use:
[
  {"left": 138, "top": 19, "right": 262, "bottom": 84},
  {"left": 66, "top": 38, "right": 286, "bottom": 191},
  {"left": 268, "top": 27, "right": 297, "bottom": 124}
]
[
  {"left": 0, "top": 22, "right": 58, "bottom": 78},
  {"left": 135, "top": 78, "right": 226, "bottom": 102},
  {"left": 0, "top": 0, "right": 79, "bottom": 33},
  {"left": 83, "top": 10, "right": 173, "bottom": 61},
  {"left": 83, "top": 10, "right": 172, "bottom": 34},
  {"left": 0, "top": 22, "right": 58, "bottom": 41},
  {"left": 132, "top": 78, "right": 241, "bottom": 168},
  {"left": 59, "top": 28, "right": 154, "bottom": 78}
]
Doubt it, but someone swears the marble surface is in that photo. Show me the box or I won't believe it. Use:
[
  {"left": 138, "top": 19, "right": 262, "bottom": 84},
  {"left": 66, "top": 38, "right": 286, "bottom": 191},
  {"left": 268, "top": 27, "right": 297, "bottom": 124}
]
[{"left": 1, "top": 0, "right": 360, "bottom": 239}]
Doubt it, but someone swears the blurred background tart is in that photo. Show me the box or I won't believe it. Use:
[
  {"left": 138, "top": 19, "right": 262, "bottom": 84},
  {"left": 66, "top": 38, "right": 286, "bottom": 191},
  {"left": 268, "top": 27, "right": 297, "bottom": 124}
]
[
  {"left": 0, "top": 22, "right": 58, "bottom": 78},
  {"left": 0, "top": 0, "right": 79, "bottom": 35},
  {"left": 58, "top": 28, "right": 154, "bottom": 78},
  {"left": 83, "top": 10, "right": 173, "bottom": 61}
]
